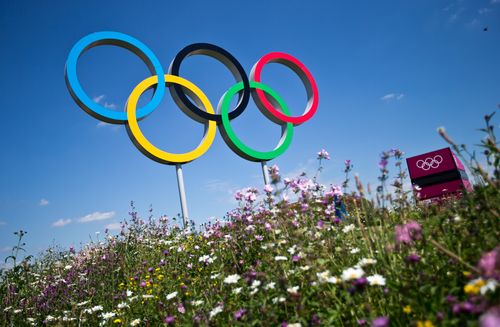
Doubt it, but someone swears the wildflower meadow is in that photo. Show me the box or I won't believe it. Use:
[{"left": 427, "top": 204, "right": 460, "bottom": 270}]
[{"left": 1, "top": 112, "right": 499, "bottom": 326}]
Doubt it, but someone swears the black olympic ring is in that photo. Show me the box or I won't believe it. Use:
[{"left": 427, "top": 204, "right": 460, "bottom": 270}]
[{"left": 168, "top": 43, "right": 251, "bottom": 123}]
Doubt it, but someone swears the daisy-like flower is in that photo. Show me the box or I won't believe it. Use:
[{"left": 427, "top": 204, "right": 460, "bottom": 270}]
[
  {"left": 166, "top": 291, "right": 178, "bottom": 300},
  {"left": 250, "top": 280, "right": 261, "bottom": 289},
  {"left": 223, "top": 274, "right": 240, "bottom": 284},
  {"left": 316, "top": 270, "right": 338, "bottom": 284},
  {"left": 367, "top": 274, "right": 386, "bottom": 286},
  {"left": 264, "top": 282, "right": 276, "bottom": 290},
  {"left": 64, "top": 265, "right": 72, "bottom": 270},
  {"left": 275, "top": 256, "right": 288, "bottom": 261},
  {"left": 126, "top": 290, "right": 133, "bottom": 297},
  {"left": 342, "top": 224, "right": 355, "bottom": 233},
  {"left": 101, "top": 312, "right": 116, "bottom": 320},
  {"left": 272, "top": 297, "right": 286, "bottom": 303},
  {"left": 480, "top": 279, "right": 498, "bottom": 295},
  {"left": 130, "top": 318, "right": 141, "bottom": 326},
  {"left": 210, "top": 273, "right": 220, "bottom": 279},
  {"left": 350, "top": 248, "right": 360, "bottom": 254},
  {"left": 191, "top": 300, "right": 204, "bottom": 306},
  {"left": 117, "top": 302, "right": 129, "bottom": 309},
  {"left": 300, "top": 265, "right": 311, "bottom": 271},
  {"left": 341, "top": 267, "right": 365, "bottom": 281},
  {"left": 91, "top": 305, "right": 103, "bottom": 313},
  {"left": 209, "top": 305, "right": 224, "bottom": 319},
  {"left": 287, "top": 286, "right": 300, "bottom": 295},
  {"left": 142, "top": 295, "right": 154, "bottom": 299},
  {"left": 287, "top": 245, "right": 297, "bottom": 255},
  {"left": 288, "top": 323, "right": 302, "bottom": 327},
  {"left": 232, "top": 287, "right": 242, "bottom": 295}
]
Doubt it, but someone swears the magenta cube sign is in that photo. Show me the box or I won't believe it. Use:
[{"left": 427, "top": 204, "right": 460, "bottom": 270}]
[{"left": 406, "top": 147, "right": 472, "bottom": 200}]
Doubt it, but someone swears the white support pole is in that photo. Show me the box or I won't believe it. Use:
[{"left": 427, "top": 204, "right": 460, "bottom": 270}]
[
  {"left": 261, "top": 161, "right": 271, "bottom": 186},
  {"left": 175, "top": 164, "right": 189, "bottom": 230}
]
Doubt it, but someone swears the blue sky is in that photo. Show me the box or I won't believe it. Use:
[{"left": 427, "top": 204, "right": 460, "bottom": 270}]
[{"left": 1, "top": 0, "right": 499, "bottom": 261}]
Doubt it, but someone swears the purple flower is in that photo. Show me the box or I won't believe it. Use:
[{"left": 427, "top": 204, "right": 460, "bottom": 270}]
[
  {"left": 345, "top": 159, "right": 351, "bottom": 167},
  {"left": 233, "top": 308, "right": 247, "bottom": 321},
  {"left": 140, "top": 281, "right": 147, "bottom": 288},
  {"left": 371, "top": 316, "right": 389, "bottom": 327},
  {"left": 480, "top": 306, "right": 500, "bottom": 327},
  {"left": 292, "top": 255, "right": 300, "bottom": 262},
  {"left": 405, "top": 253, "right": 421, "bottom": 263},
  {"left": 357, "top": 319, "right": 367, "bottom": 325},
  {"left": 164, "top": 315, "right": 175, "bottom": 325},
  {"left": 378, "top": 159, "right": 388, "bottom": 169},
  {"left": 316, "top": 220, "right": 325, "bottom": 229},
  {"left": 395, "top": 221, "right": 422, "bottom": 246}
]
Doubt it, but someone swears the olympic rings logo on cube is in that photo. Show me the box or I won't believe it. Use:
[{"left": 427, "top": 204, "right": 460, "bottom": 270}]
[
  {"left": 65, "top": 31, "right": 319, "bottom": 165},
  {"left": 416, "top": 155, "right": 443, "bottom": 171}
]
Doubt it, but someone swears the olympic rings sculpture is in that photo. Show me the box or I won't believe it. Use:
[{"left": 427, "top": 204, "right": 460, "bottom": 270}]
[
  {"left": 416, "top": 155, "right": 443, "bottom": 171},
  {"left": 65, "top": 31, "right": 318, "bottom": 164}
]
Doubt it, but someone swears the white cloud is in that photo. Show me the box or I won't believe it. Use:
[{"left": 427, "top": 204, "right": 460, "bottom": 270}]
[
  {"left": 97, "top": 121, "right": 111, "bottom": 128},
  {"left": 491, "top": 0, "right": 500, "bottom": 4},
  {"left": 380, "top": 93, "right": 404, "bottom": 101},
  {"left": 93, "top": 94, "right": 105, "bottom": 103},
  {"left": 0, "top": 221, "right": 6, "bottom": 226},
  {"left": 92, "top": 94, "right": 117, "bottom": 109},
  {"left": 52, "top": 218, "right": 72, "bottom": 227},
  {"left": 105, "top": 222, "right": 121, "bottom": 231},
  {"left": 78, "top": 211, "right": 115, "bottom": 223},
  {"left": 39, "top": 198, "right": 49, "bottom": 206}
]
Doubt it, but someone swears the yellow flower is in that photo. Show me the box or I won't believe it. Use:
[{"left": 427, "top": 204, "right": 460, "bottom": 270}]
[
  {"left": 464, "top": 278, "right": 486, "bottom": 295},
  {"left": 158, "top": 274, "right": 164, "bottom": 281},
  {"left": 463, "top": 271, "right": 471, "bottom": 277},
  {"left": 113, "top": 318, "right": 122, "bottom": 324},
  {"left": 185, "top": 292, "right": 191, "bottom": 296},
  {"left": 416, "top": 320, "right": 434, "bottom": 327},
  {"left": 403, "top": 305, "right": 412, "bottom": 314},
  {"left": 155, "top": 267, "right": 161, "bottom": 272}
]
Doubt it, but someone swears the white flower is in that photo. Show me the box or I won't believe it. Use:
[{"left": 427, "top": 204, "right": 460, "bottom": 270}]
[
  {"left": 191, "top": 300, "right": 204, "bottom": 306},
  {"left": 287, "top": 245, "right": 297, "bottom": 255},
  {"left": 76, "top": 300, "right": 89, "bottom": 307},
  {"left": 126, "top": 290, "right": 133, "bottom": 297},
  {"left": 13, "top": 309, "right": 22, "bottom": 314},
  {"left": 357, "top": 258, "right": 377, "bottom": 267},
  {"left": 223, "top": 274, "right": 240, "bottom": 284},
  {"left": 272, "top": 297, "right": 286, "bottom": 303},
  {"left": 300, "top": 265, "right": 311, "bottom": 271},
  {"left": 142, "top": 295, "right": 154, "bottom": 299},
  {"left": 350, "top": 248, "right": 360, "bottom": 254},
  {"left": 91, "top": 305, "right": 103, "bottom": 312},
  {"left": 128, "top": 296, "right": 138, "bottom": 302},
  {"left": 265, "top": 282, "right": 276, "bottom": 290},
  {"left": 275, "top": 256, "right": 288, "bottom": 261},
  {"left": 287, "top": 286, "right": 299, "bottom": 294},
  {"left": 209, "top": 305, "right": 224, "bottom": 319},
  {"left": 45, "top": 315, "right": 55, "bottom": 322},
  {"left": 117, "top": 302, "right": 129, "bottom": 309},
  {"left": 342, "top": 224, "right": 355, "bottom": 233},
  {"left": 64, "top": 265, "right": 72, "bottom": 270},
  {"left": 210, "top": 273, "right": 220, "bottom": 279},
  {"left": 101, "top": 312, "right": 115, "bottom": 320},
  {"left": 27, "top": 318, "right": 35, "bottom": 322},
  {"left": 367, "top": 274, "right": 386, "bottom": 286},
  {"left": 480, "top": 279, "right": 498, "bottom": 295},
  {"left": 250, "top": 280, "right": 261, "bottom": 289},
  {"left": 166, "top": 291, "right": 178, "bottom": 300},
  {"left": 341, "top": 267, "right": 364, "bottom": 281},
  {"left": 316, "top": 271, "right": 332, "bottom": 283},
  {"left": 199, "top": 255, "right": 210, "bottom": 262},
  {"left": 130, "top": 318, "right": 141, "bottom": 326},
  {"left": 250, "top": 288, "right": 258, "bottom": 295},
  {"left": 327, "top": 276, "right": 338, "bottom": 284},
  {"left": 274, "top": 229, "right": 282, "bottom": 234},
  {"left": 232, "top": 287, "right": 242, "bottom": 294},
  {"left": 288, "top": 323, "right": 302, "bottom": 327}
]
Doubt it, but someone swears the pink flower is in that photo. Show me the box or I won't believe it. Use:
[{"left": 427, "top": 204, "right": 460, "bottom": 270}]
[
  {"left": 317, "top": 149, "right": 330, "bottom": 160},
  {"left": 478, "top": 247, "right": 499, "bottom": 278},
  {"left": 480, "top": 306, "right": 500, "bottom": 327}
]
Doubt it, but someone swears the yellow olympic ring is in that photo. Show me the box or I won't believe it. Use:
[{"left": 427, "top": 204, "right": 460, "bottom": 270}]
[{"left": 126, "top": 75, "right": 217, "bottom": 164}]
